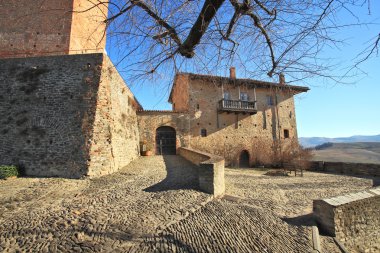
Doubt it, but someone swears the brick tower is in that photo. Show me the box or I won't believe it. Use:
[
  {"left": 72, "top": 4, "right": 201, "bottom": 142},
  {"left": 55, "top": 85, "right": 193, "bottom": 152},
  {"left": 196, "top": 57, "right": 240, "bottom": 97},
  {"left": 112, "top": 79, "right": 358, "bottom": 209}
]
[{"left": 0, "top": 0, "right": 108, "bottom": 58}]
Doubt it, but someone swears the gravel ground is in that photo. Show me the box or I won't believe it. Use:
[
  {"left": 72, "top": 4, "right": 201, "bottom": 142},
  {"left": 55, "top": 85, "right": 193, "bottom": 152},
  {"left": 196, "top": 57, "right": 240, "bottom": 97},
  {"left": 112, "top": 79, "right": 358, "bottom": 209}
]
[{"left": 0, "top": 156, "right": 375, "bottom": 252}]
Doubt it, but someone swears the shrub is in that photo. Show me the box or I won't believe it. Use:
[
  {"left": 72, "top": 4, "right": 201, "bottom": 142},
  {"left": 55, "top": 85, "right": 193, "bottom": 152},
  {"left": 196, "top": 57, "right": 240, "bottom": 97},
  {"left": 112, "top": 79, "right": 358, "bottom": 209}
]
[{"left": 0, "top": 166, "right": 19, "bottom": 179}]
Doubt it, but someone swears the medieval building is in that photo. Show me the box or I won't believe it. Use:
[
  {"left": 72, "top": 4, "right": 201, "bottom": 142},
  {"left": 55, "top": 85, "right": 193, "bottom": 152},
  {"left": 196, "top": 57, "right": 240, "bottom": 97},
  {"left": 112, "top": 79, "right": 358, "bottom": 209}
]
[
  {"left": 0, "top": 0, "right": 309, "bottom": 178},
  {"left": 138, "top": 69, "right": 309, "bottom": 167}
]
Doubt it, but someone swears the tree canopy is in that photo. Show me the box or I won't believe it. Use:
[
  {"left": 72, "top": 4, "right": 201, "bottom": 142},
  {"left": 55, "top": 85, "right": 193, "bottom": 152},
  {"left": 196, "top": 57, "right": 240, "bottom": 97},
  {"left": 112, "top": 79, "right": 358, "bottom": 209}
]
[{"left": 88, "top": 0, "right": 379, "bottom": 82}]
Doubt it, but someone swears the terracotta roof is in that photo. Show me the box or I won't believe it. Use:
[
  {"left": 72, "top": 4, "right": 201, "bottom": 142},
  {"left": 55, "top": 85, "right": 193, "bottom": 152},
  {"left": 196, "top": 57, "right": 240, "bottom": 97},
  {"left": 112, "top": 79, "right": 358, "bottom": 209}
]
[
  {"left": 169, "top": 72, "right": 309, "bottom": 103},
  {"left": 137, "top": 110, "right": 187, "bottom": 114}
]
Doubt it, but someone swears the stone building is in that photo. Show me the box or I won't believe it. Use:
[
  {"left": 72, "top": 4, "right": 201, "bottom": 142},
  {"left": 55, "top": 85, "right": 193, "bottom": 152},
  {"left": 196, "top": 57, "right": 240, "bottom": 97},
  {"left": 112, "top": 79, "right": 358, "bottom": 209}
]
[
  {"left": 138, "top": 68, "right": 309, "bottom": 166},
  {"left": 0, "top": 0, "right": 309, "bottom": 177}
]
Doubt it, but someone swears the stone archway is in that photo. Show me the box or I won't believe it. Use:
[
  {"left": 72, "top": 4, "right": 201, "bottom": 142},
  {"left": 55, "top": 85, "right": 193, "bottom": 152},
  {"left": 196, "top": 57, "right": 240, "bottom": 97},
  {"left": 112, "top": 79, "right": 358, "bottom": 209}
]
[
  {"left": 156, "top": 126, "right": 176, "bottom": 155},
  {"left": 239, "top": 150, "right": 250, "bottom": 168}
]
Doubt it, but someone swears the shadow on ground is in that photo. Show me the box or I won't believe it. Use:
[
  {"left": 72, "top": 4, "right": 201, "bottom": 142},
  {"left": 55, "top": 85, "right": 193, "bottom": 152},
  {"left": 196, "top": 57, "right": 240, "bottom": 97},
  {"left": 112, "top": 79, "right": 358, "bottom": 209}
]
[
  {"left": 282, "top": 213, "right": 316, "bottom": 227},
  {"left": 144, "top": 155, "right": 199, "bottom": 192}
]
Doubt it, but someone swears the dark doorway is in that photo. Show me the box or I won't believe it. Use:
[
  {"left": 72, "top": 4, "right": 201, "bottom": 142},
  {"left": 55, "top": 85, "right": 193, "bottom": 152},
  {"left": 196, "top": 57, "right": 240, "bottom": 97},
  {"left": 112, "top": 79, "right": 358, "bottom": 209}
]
[
  {"left": 156, "top": 126, "right": 176, "bottom": 155},
  {"left": 239, "top": 150, "right": 250, "bottom": 168}
]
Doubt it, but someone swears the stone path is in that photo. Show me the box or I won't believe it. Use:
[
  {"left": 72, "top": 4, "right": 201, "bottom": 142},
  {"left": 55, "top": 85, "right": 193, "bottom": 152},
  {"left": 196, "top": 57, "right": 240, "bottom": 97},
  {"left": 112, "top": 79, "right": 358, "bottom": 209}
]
[{"left": 0, "top": 156, "right": 375, "bottom": 252}]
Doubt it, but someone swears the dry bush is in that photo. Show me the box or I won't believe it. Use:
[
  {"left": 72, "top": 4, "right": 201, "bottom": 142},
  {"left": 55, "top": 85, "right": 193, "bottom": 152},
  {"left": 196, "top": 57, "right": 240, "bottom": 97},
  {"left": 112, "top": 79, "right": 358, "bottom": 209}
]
[{"left": 280, "top": 139, "right": 313, "bottom": 176}]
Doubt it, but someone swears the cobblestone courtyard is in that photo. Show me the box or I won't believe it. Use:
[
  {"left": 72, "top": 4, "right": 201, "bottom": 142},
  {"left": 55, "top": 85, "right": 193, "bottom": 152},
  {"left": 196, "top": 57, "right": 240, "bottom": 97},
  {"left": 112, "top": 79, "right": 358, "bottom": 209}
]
[{"left": 0, "top": 156, "right": 376, "bottom": 252}]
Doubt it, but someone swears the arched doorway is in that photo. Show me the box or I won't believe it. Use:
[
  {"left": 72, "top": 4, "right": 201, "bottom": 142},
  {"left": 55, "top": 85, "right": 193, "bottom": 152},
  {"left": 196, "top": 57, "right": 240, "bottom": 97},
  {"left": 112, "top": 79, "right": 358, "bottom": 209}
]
[
  {"left": 156, "top": 126, "right": 176, "bottom": 155},
  {"left": 239, "top": 150, "right": 250, "bottom": 168}
]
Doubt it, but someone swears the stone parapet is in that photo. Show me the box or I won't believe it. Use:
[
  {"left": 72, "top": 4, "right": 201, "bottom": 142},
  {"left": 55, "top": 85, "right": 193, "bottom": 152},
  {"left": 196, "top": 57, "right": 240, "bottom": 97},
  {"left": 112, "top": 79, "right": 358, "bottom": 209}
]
[
  {"left": 313, "top": 187, "right": 380, "bottom": 252},
  {"left": 311, "top": 161, "right": 380, "bottom": 177},
  {"left": 178, "top": 147, "right": 225, "bottom": 197}
]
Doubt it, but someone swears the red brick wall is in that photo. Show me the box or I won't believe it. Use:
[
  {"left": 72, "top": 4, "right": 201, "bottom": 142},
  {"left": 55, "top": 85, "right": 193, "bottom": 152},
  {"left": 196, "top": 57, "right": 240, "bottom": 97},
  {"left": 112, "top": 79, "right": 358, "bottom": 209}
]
[
  {"left": 0, "top": 0, "right": 107, "bottom": 59},
  {"left": 171, "top": 74, "right": 190, "bottom": 111}
]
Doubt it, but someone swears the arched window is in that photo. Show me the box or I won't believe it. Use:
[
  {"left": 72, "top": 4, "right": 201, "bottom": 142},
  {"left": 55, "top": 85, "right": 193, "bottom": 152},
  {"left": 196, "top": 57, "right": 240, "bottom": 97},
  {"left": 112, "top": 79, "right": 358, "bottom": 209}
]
[{"left": 201, "top": 129, "right": 207, "bottom": 137}]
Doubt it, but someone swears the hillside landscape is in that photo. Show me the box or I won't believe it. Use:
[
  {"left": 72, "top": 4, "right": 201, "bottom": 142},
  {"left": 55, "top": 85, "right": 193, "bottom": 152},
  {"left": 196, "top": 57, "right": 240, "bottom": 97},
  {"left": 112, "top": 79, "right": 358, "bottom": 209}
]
[
  {"left": 311, "top": 142, "right": 380, "bottom": 164},
  {"left": 299, "top": 134, "right": 380, "bottom": 148}
]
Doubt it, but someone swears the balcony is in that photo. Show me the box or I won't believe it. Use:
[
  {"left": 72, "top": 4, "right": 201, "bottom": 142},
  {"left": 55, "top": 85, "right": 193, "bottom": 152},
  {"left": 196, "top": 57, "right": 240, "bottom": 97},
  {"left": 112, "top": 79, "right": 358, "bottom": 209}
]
[{"left": 218, "top": 99, "right": 257, "bottom": 114}]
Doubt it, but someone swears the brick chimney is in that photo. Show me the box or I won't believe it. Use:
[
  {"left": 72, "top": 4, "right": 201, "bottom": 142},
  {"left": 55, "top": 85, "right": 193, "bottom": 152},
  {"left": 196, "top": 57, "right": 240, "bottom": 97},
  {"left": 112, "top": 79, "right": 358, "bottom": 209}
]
[
  {"left": 279, "top": 73, "right": 285, "bottom": 85},
  {"left": 230, "top": 67, "right": 236, "bottom": 79}
]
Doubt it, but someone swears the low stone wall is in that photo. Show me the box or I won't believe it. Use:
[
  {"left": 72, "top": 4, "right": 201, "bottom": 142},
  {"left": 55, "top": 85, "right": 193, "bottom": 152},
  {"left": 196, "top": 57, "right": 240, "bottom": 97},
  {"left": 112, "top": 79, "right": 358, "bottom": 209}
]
[
  {"left": 311, "top": 161, "right": 380, "bottom": 177},
  {"left": 178, "top": 147, "right": 225, "bottom": 197},
  {"left": 313, "top": 187, "right": 380, "bottom": 252}
]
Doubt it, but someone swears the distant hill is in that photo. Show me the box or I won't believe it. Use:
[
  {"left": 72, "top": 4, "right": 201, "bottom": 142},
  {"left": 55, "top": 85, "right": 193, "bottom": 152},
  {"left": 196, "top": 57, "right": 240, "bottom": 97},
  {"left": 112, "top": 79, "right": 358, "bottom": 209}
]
[
  {"left": 311, "top": 142, "right": 380, "bottom": 164},
  {"left": 299, "top": 134, "right": 380, "bottom": 148}
]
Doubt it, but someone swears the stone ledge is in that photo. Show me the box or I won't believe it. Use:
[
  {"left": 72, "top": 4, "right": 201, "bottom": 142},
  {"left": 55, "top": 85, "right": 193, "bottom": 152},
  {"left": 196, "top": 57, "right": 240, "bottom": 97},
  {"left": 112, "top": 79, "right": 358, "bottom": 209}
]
[
  {"left": 321, "top": 187, "right": 379, "bottom": 207},
  {"left": 178, "top": 147, "right": 225, "bottom": 197},
  {"left": 313, "top": 187, "right": 380, "bottom": 252}
]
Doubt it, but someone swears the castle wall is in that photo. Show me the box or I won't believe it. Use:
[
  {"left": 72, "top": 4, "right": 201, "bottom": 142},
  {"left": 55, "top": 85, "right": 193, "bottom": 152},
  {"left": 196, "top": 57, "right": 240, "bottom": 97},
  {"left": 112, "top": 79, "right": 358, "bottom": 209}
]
[
  {"left": 87, "top": 55, "right": 140, "bottom": 177},
  {"left": 0, "top": 0, "right": 107, "bottom": 59},
  {"left": 0, "top": 53, "right": 139, "bottom": 178},
  {"left": 70, "top": 0, "right": 108, "bottom": 54},
  {"left": 186, "top": 78, "right": 299, "bottom": 166}
]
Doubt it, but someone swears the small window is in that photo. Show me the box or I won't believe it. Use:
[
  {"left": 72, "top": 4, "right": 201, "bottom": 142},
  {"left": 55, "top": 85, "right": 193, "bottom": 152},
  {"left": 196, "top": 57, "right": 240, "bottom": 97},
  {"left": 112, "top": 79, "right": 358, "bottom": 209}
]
[
  {"left": 263, "top": 112, "right": 267, "bottom": 129},
  {"left": 266, "top": 95, "right": 274, "bottom": 106},
  {"left": 201, "top": 129, "right": 207, "bottom": 137},
  {"left": 196, "top": 104, "right": 200, "bottom": 110},
  {"left": 223, "top": 91, "right": 231, "bottom": 100},
  {"left": 240, "top": 92, "right": 249, "bottom": 101},
  {"left": 284, "top": 129, "right": 289, "bottom": 138},
  {"left": 289, "top": 111, "right": 292, "bottom": 118}
]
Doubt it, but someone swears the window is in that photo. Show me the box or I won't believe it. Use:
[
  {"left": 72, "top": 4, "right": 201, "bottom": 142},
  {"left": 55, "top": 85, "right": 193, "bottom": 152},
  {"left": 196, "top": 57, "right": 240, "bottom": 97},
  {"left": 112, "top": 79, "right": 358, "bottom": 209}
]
[
  {"left": 284, "top": 129, "right": 289, "bottom": 138},
  {"left": 289, "top": 111, "right": 292, "bottom": 118},
  {"left": 263, "top": 112, "right": 267, "bottom": 129},
  {"left": 240, "top": 92, "right": 249, "bottom": 101},
  {"left": 223, "top": 91, "right": 231, "bottom": 100},
  {"left": 196, "top": 104, "right": 200, "bottom": 110},
  {"left": 266, "top": 95, "right": 274, "bottom": 106},
  {"left": 201, "top": 128, "right": 207, "bottom": 137}
]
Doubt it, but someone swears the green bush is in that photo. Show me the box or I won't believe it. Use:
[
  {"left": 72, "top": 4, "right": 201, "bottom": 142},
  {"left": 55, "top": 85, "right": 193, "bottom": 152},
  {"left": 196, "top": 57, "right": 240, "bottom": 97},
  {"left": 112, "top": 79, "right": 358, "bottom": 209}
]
[{"left": 0, "top": 166, "right": 19, "bottom": 179}]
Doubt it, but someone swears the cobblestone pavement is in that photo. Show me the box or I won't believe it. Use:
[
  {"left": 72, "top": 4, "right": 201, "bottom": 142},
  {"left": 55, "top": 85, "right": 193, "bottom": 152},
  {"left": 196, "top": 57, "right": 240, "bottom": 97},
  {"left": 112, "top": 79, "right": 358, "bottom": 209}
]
[
  {"left": 225, "top": 168, "right": 374, "bottom": 217},
  {"left": 0, "top": 156, "right": 211, "bottom": 252},
  {"left": 0, "top": 157, "right": 375, "bottom": 252},
  {"left": 141, "top": 199, "right": 313, "bottom": 253}
]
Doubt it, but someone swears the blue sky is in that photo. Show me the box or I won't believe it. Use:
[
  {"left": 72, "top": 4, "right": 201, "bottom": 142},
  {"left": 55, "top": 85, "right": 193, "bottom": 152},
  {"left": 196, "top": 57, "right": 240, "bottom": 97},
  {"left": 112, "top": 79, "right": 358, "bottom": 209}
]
[{"left": 106, "top": 1, "right": 379, "bottom": 138}]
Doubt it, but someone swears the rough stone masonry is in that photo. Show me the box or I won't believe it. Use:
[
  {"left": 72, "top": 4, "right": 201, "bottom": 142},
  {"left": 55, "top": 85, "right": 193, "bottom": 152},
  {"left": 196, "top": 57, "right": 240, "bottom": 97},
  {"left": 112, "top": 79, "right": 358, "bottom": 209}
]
[{"left": 0, "top": 53, "right": 140, "bottom": 178}]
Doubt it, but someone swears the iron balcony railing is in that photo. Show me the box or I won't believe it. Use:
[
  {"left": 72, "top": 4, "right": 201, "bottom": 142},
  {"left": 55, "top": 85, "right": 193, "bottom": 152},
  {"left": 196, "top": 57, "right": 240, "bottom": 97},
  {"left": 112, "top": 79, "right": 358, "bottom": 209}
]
[{"left": 218, "top": 99, "right": 257, "bottom": 113}]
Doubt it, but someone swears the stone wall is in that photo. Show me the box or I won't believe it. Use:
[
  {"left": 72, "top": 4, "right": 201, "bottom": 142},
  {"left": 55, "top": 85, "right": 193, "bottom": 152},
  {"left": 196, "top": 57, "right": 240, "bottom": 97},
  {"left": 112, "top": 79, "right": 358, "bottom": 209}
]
[
  {"left": 0, "top": 53, "right": 139, "bottom": 178},
  {"left": 87, "top": 55, "right": 140, "bottom": 177},
  {"left": 311, "top": 161, "right": 380, "bottom": 177},
  {"left": 0, "top": 0, "right": 107, "bottom": 58},
  {"left": 137, "top": 111, "right": 190, "bottom": 154},
  {"left": 178, "top": 147, "right": 225, "bottom": 197},
  {"left": 313, "top": 188, "right": 380, "bottom": 253}
]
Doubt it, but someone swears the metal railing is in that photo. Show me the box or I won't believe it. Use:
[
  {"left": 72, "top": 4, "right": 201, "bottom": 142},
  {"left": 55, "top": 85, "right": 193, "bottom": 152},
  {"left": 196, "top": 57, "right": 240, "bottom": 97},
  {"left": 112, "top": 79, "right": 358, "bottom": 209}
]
[{"left": 218, "top": 99, "right": 257, "bottom": 111}]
